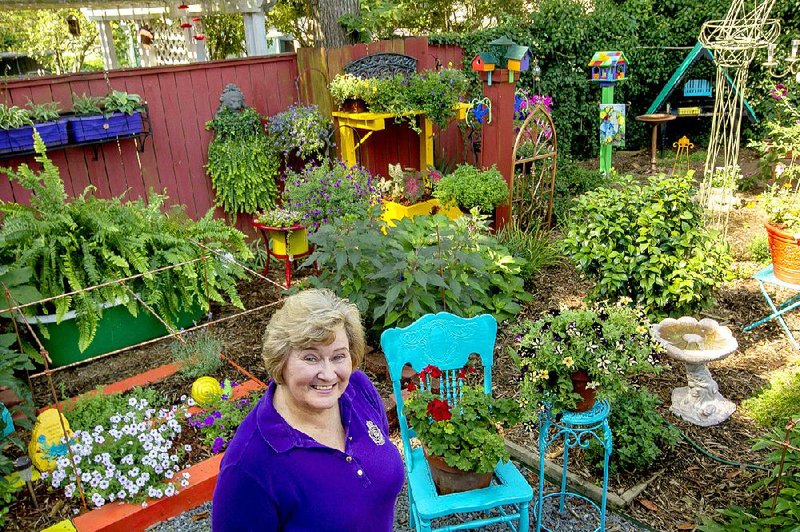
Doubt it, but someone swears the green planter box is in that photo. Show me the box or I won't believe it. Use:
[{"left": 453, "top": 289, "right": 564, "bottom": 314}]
[{"left": 26, "top": 302, "right": 204, "bottom": 367}]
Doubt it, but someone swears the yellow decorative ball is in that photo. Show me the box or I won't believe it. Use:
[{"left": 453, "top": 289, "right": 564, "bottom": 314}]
[{"left": 191, "top": 376, "right": 222, "bottom": 407}]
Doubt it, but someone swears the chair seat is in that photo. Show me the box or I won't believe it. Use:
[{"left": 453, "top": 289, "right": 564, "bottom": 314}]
[{"left": 408, "top": 446, "right": 534, "bottom": 520}]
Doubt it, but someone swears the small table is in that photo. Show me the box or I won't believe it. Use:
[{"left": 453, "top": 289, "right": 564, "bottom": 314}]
[
  {"left": 635, "top": 113, "right": 676, "bottom": 173},
  {"left": 536, "top": 401, "right": 612, "bottom": 532},
  {"left": 744, "top": 265, "right": 800, "bottom": 350},
  {"left": 252, "top": 222, "right": 313, "bottom": 288}
]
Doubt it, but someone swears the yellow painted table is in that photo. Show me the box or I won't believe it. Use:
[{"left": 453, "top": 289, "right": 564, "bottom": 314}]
[{"left": 332, "top": 103, "right": 471, "bottom": 169}]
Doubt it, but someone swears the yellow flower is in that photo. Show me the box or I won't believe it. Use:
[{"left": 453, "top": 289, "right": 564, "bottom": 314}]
[
  {"left": 373, "top": 87, "right": 377, "bottom": 93},
  {"left": 784, "top": 182, "right": 793, "bottom": 189},
  {"left": 746, "top": 202, "right": 755, "bottom": 209},
  {"left": 448, "top": 61, "right": 453, "bottom": 67},
  {"left": 562, "top": 356, "right": 575, "bottom": 368}
]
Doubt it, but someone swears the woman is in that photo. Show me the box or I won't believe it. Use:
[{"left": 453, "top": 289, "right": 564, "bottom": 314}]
[{"left": 212, "top": 289, "right": 404, "bottom": 531}]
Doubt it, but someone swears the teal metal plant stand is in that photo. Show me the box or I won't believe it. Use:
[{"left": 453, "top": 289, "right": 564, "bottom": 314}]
[
  {"left": 536, "top": 400, "right": 612, "bottom": 532},
  {"left": 744, "top": 265, "right": 800, "bottom": 351}
]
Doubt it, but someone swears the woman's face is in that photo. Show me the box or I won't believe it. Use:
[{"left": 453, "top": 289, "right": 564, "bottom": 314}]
[{"left": 280, "top": 325, "right": 352, "bottom": 414}]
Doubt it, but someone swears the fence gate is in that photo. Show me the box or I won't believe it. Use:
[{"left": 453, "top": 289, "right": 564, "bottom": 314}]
[{"left": 511, "top": 104, "right": 557, "bottom": 228}]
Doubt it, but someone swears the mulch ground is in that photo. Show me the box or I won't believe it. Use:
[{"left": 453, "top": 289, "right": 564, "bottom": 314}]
[{"left": 15, "top": 149, "right": 799, "bottom": 531}]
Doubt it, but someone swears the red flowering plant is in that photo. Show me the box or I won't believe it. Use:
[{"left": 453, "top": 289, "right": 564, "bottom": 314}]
[{"left": 402, "top": 363, "right": 522, "bottom": 474}]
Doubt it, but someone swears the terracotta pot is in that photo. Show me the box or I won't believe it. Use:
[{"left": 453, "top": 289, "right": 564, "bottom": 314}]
[
  {"left": 424, "top": 451, "right": 492, "bottom": 495},
  {"left": 569, "top": 370, "right": 596, "bottom": 412},
  {"left": 765, "top": 222, "right": 800, "bottom": 285},
  {"left": 341, "top": 98, "right": 367, "bottom": 114}
]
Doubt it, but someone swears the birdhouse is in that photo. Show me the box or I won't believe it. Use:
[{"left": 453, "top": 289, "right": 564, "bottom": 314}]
[
  {"left": 505, "top": 45, "right": 531, "bottom": 72},
  {"left": 471, "top": 52, "right": 498, "bottom": 72},
  {"left": 588, "top": 51, "right": 627, "bottom": 84}
]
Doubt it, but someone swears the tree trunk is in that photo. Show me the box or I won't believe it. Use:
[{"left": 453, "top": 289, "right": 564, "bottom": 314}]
[{"left": 311, "top": 0, "right": 358, "bottom": 48}]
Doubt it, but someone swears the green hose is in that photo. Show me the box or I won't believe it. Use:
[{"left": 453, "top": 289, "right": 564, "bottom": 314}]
[{"left": 677, "top": 426, "right": 770, "bottom": 472}]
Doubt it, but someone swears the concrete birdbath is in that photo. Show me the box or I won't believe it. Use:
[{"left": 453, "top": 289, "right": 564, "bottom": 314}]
[{"left": 650, "top": 317, "right": 738, "bottom": 427}]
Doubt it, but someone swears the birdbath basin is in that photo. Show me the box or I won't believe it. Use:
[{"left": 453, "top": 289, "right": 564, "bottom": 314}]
[
  {"left": 635, "top": 113, "right": 677, "bottom": 173},
  {"left": 650, "top": 316, "right": 738, "bottom": 426}
]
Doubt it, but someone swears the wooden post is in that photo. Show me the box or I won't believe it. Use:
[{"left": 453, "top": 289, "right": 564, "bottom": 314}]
[
  {"left": 478, "top": 68, "right": 517, "bottom": 231},
  {"left": 599, "top": 85, "right": 614, "bottom": 175}
]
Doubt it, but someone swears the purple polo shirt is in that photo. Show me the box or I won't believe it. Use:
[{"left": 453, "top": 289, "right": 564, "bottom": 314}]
[{"left": 211, "top": 370, "right": 405, "bottom": 531}]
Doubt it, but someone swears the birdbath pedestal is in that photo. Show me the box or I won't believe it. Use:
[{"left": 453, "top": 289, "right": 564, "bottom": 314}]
[
  {"left": 650, "top": 317, "right": 738, "bottom": 427},
  {"left": 635, "top": 113, "right": 676, "bottom": 173}
]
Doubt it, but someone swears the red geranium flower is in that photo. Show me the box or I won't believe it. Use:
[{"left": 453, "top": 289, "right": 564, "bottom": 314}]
[
  {"left": 457, "top": 368, "right": 467, "bottom": 380},
  {"left": 421, "top": 364, "right": 442, "bottom": 379},
  {"left": 426, "top": 398, "right": 451, "bottom": 422},
  {"left": 406, "top": 381, "right": 417, "bottom": 392}
]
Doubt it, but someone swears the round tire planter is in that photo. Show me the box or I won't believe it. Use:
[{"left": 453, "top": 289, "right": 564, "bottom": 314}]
[
  {"left": 569, "top": 370, "right": 597, "bottom": 413},
  {"left": 765, "top": 222, "right": 800, "bottom": 285},
  {"left": 424, "top": 451, "right": 492, "bottom": 495},
  {"left": 20, "top": 301, "right": 203, "bottom": 367}
]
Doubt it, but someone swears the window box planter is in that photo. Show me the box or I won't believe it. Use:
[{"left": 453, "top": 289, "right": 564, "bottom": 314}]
[
  {"left": 20, "top": 300, "right": 203, "bottom": 368},
  {"left": 381, "top": 198, "right": 463, "bottom": 227},
  {"left": 68, "top": 111, "right": 144, "bottom": 143},
  {"left": 0, "top": 119, "right": 69, "bottom": 154}
]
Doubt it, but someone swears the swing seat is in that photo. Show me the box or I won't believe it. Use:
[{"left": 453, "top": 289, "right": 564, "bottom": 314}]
[{"left": 683, "top": 79, "right": 712, "bottom": 98}]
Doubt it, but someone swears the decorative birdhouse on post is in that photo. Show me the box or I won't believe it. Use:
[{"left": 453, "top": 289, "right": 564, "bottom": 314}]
[
  {"left": 485, "top": 37, "right": 531, "bottom": 83},
  {"left": 472, "top": 52, "right": 498, "bottom": 85},
  {"left": 588, "top": 51, "right": 627, "bottom": 86}
]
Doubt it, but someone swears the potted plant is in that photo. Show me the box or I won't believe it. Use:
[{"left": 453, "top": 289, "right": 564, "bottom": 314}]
[
  {"left": 433, "top": 164, "right": 509, "bottom": 214},
  {"left": 0, "top": 135, "right": 251, "bottom": 366},
  {"left": 402, "top": 364, "right": 522, "bottom": 494},
  {"left": 267, "top": 104, "right": 332, "bottom": 166},
  {"left": 253, "top": 207, "right": 309, "bottom": 256},
  {"left": 283, "top": 158, "right": 380, "bottom": 230},
  {"left": 0, "top": 104, "right": 33, "bottom": 154},
  {"left": 378, "top": 164, "right": 461, "bottom": 225},
  {"left": 760, "top": 162, "right": 800, "bottom": 284},
  {"left": 68, "top": 91, "right": 144, "bottom": 143},
  {"left": 328, "top": 73, "right": 369, "bottom": 113},
  {"left": 510, "top": 304, "right": 660, "bottom": 413}
]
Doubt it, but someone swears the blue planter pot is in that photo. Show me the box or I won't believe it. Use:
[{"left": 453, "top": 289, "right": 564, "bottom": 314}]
[
  {"left": 0, "top": 119, "right": 69, "bottom": 154},
  {"left": 68, "top": 111, "right": 144, "bottom": 143}
]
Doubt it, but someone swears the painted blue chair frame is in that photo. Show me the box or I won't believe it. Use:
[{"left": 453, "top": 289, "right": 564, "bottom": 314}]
[
  {"left": 744, "top": 264, "right": 800, "bottom": 351},
  {"left": 381, "top": 312, "right": 533, "bottom": 532}
]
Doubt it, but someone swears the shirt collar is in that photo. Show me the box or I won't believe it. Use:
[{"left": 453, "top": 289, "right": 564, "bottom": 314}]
[{"left": 257, "top": 373, "right": 357, "bottom": 454}]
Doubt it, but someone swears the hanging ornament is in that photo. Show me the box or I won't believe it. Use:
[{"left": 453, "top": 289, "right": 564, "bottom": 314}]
[
  {"left": 181, "top": 22, "right": 193, "bottom": 29},
  {"left": 194, "top": 34, "right": 205, "bottom": 41},
  {"left": 178, "top": 3, "right": 189, "bottom": 9},
  {"left": 192, "top": 16, "right": 200, "bottom": 22}
]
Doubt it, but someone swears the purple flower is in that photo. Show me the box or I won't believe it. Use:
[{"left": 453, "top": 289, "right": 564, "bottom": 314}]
[
  {"left": 211, "top": 437, "right": 226, "bottom": 454},
  {"left": 203, "top": 415, "right": 216, "bottom": 427}
]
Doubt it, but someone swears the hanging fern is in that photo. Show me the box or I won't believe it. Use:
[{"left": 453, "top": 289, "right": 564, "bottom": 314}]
[
  {"left": 0, "top": 134, "right": 253, "bottom": 352},
  {"left": 206, "top": 107, "right": 280, "bottom": 215}
]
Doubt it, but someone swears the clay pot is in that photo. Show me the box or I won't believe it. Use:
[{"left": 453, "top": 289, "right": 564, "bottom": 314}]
[
  {"left": 765, "top": 222, "right": 800, "bottom": 285},
  {"left": 569, "top": 370, "right": 597, "bottom": 412},
  {"left": 424, "top": 451, "right": 492, "bottom": 495}
]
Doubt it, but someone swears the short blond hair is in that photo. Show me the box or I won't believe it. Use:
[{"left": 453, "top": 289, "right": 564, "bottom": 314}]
[{"left": 262, "top": 289, "right": 365, "bottom": 384}]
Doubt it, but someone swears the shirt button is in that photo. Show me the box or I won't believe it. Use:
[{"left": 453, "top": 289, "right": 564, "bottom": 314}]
[
  {"left": 348, "top": 437, "right": 353, "bottom": 441},
  {"left": 357, "top": 469, "right": 363, "bottom": 476},
  {"left": 346, "top": 456, "right": 352, "bottom": 462}
]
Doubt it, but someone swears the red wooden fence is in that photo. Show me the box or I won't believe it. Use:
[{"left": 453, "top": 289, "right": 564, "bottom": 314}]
[{"left": 0, "top": 54, "right": 299, "bottom": 221}]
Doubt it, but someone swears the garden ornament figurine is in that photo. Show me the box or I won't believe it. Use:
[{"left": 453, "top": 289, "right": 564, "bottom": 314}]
[
  {"left": 672, "top": 135, "right": 695, "bottom": 175},
  {"left": 215, "top": 83, "right": 246, "bottom": 118},
  {"left": 212, "top": 289, "right": 404, "bottom": 531}
]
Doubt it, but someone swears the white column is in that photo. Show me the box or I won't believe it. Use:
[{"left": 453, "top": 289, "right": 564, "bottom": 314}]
[
  {"left": 243, "top": 11, "right": 269, "bottom": 56},
  {"left": 96, "top": 20, "right": 118, "bottom": 70}
]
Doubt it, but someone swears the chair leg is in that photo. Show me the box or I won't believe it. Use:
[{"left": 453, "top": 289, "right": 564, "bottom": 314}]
[
  {"left": 559, "top": 438, "right": 569, "bottom": 513},
  {"left": 519, "top": 502, "right": 530, "bottom": 531}
]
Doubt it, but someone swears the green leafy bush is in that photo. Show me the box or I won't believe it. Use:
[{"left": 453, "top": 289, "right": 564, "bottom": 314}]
[
  {"left": 748, "top": 234, "right": 771, "bottom": 264},
  {"left": 434, "top": 164, "right": 509, "bottom": 213},
  {"left": 102, "top": 90, "right": 143, "bottom": 116},
  {"left": 305, "top": 213, "right": 531, "bottom": 338},
  {"left": 699, "top": 418, "right": 800, "bottom": 531},
  {"left": 283, "top": 159, "right": 380, "bottom": 230},
  {"left": 552, "top": 159, "right": 607, "bottom": 226},
  {"left": 584, "top": 387, "right": 679, "bottom": 474},
  {"left": 496, "top": 218, "right": 561, "bottom": 281},
  {"left": 206, "top": 107, "right": 280, "bottom": 214},
  {"left": 562, "top": 172, "right": 733, "bottom": 317},
  {"left": 171, "top": 328, "right": 224, "bottom": 379},
  {"left": 0, "top": 134, "right": 251, "bottom": 352},
  {"left": 25, "top": 100, "right": 61, "bottom": 123},
  {"left": 63, "top": 386, "right": 166, "bottom": 431},
  {"left": 742, "top": 368, "right": 800, "bottom": 430}
]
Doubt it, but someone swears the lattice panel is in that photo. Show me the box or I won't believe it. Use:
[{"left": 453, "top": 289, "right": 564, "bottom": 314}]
[{"left": 148, "top": 18, "right": 190, "bottom": 66}]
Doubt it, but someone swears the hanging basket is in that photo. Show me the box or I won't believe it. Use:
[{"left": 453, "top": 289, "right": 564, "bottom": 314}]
[
  {"left": 765, "top": 222, "right": 800, "bottom": 285},
  {"left": 424, "top": 451, "right": 492, "bottom": 495},
  {"left": 569, "top": 370, "right": 597, "bottom": 412}
]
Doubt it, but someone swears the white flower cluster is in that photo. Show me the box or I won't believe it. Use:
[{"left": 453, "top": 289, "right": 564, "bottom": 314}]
[{"left": 45, "top": 397, "right": 191, "bottom": 508}]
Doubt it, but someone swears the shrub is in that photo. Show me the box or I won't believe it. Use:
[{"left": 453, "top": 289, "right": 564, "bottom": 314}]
[
  {"left": 748, "top": 234, "right": 771, "bottom": 264},
  {"left": 741, "top": 368, "right": 800, "bottom": 429},
  {"left": 433, "top": 164, "right": 509, "bottom": 213},
  {"left": 584, "top": 387, "right": 679, "bottom": 474},
  {"left": 495, "top": 218, "right": 561, "bottom": 281},
  {"left": 206, "top": 106, "right": 280, "bottom": 214},
  {"left": 170, "top": 328, "right": 224, "bottom": 379},
  {"left": 551, "top": 159, "right": 607, "bottom": 226},
  {"left": 283, "top": 159, "right": 380, "bottom": 230},
  {"left": 305, "top": 213, "right": 531, "bottom": 338},
  {"left": 562, "top": 172, "right": 733, "bottom": 317}
]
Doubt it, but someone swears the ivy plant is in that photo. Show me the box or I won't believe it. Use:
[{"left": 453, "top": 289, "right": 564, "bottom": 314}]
[
  {"left": 562, "top": 171, "right": 732, "bottom": 317},
  {"left": 305, "top": 212, "right": 531, "bottom": 338},
  {"left": 206, "top": 107, "right": 280, "bottom": 215},
  {"left": 0, "top": 134, "right": 251, "bottom": 352}
]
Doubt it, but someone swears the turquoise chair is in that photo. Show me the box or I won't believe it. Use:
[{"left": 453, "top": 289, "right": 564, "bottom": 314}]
[{"left": 381, "top": 312, "right": 533, "bottom": 531}]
